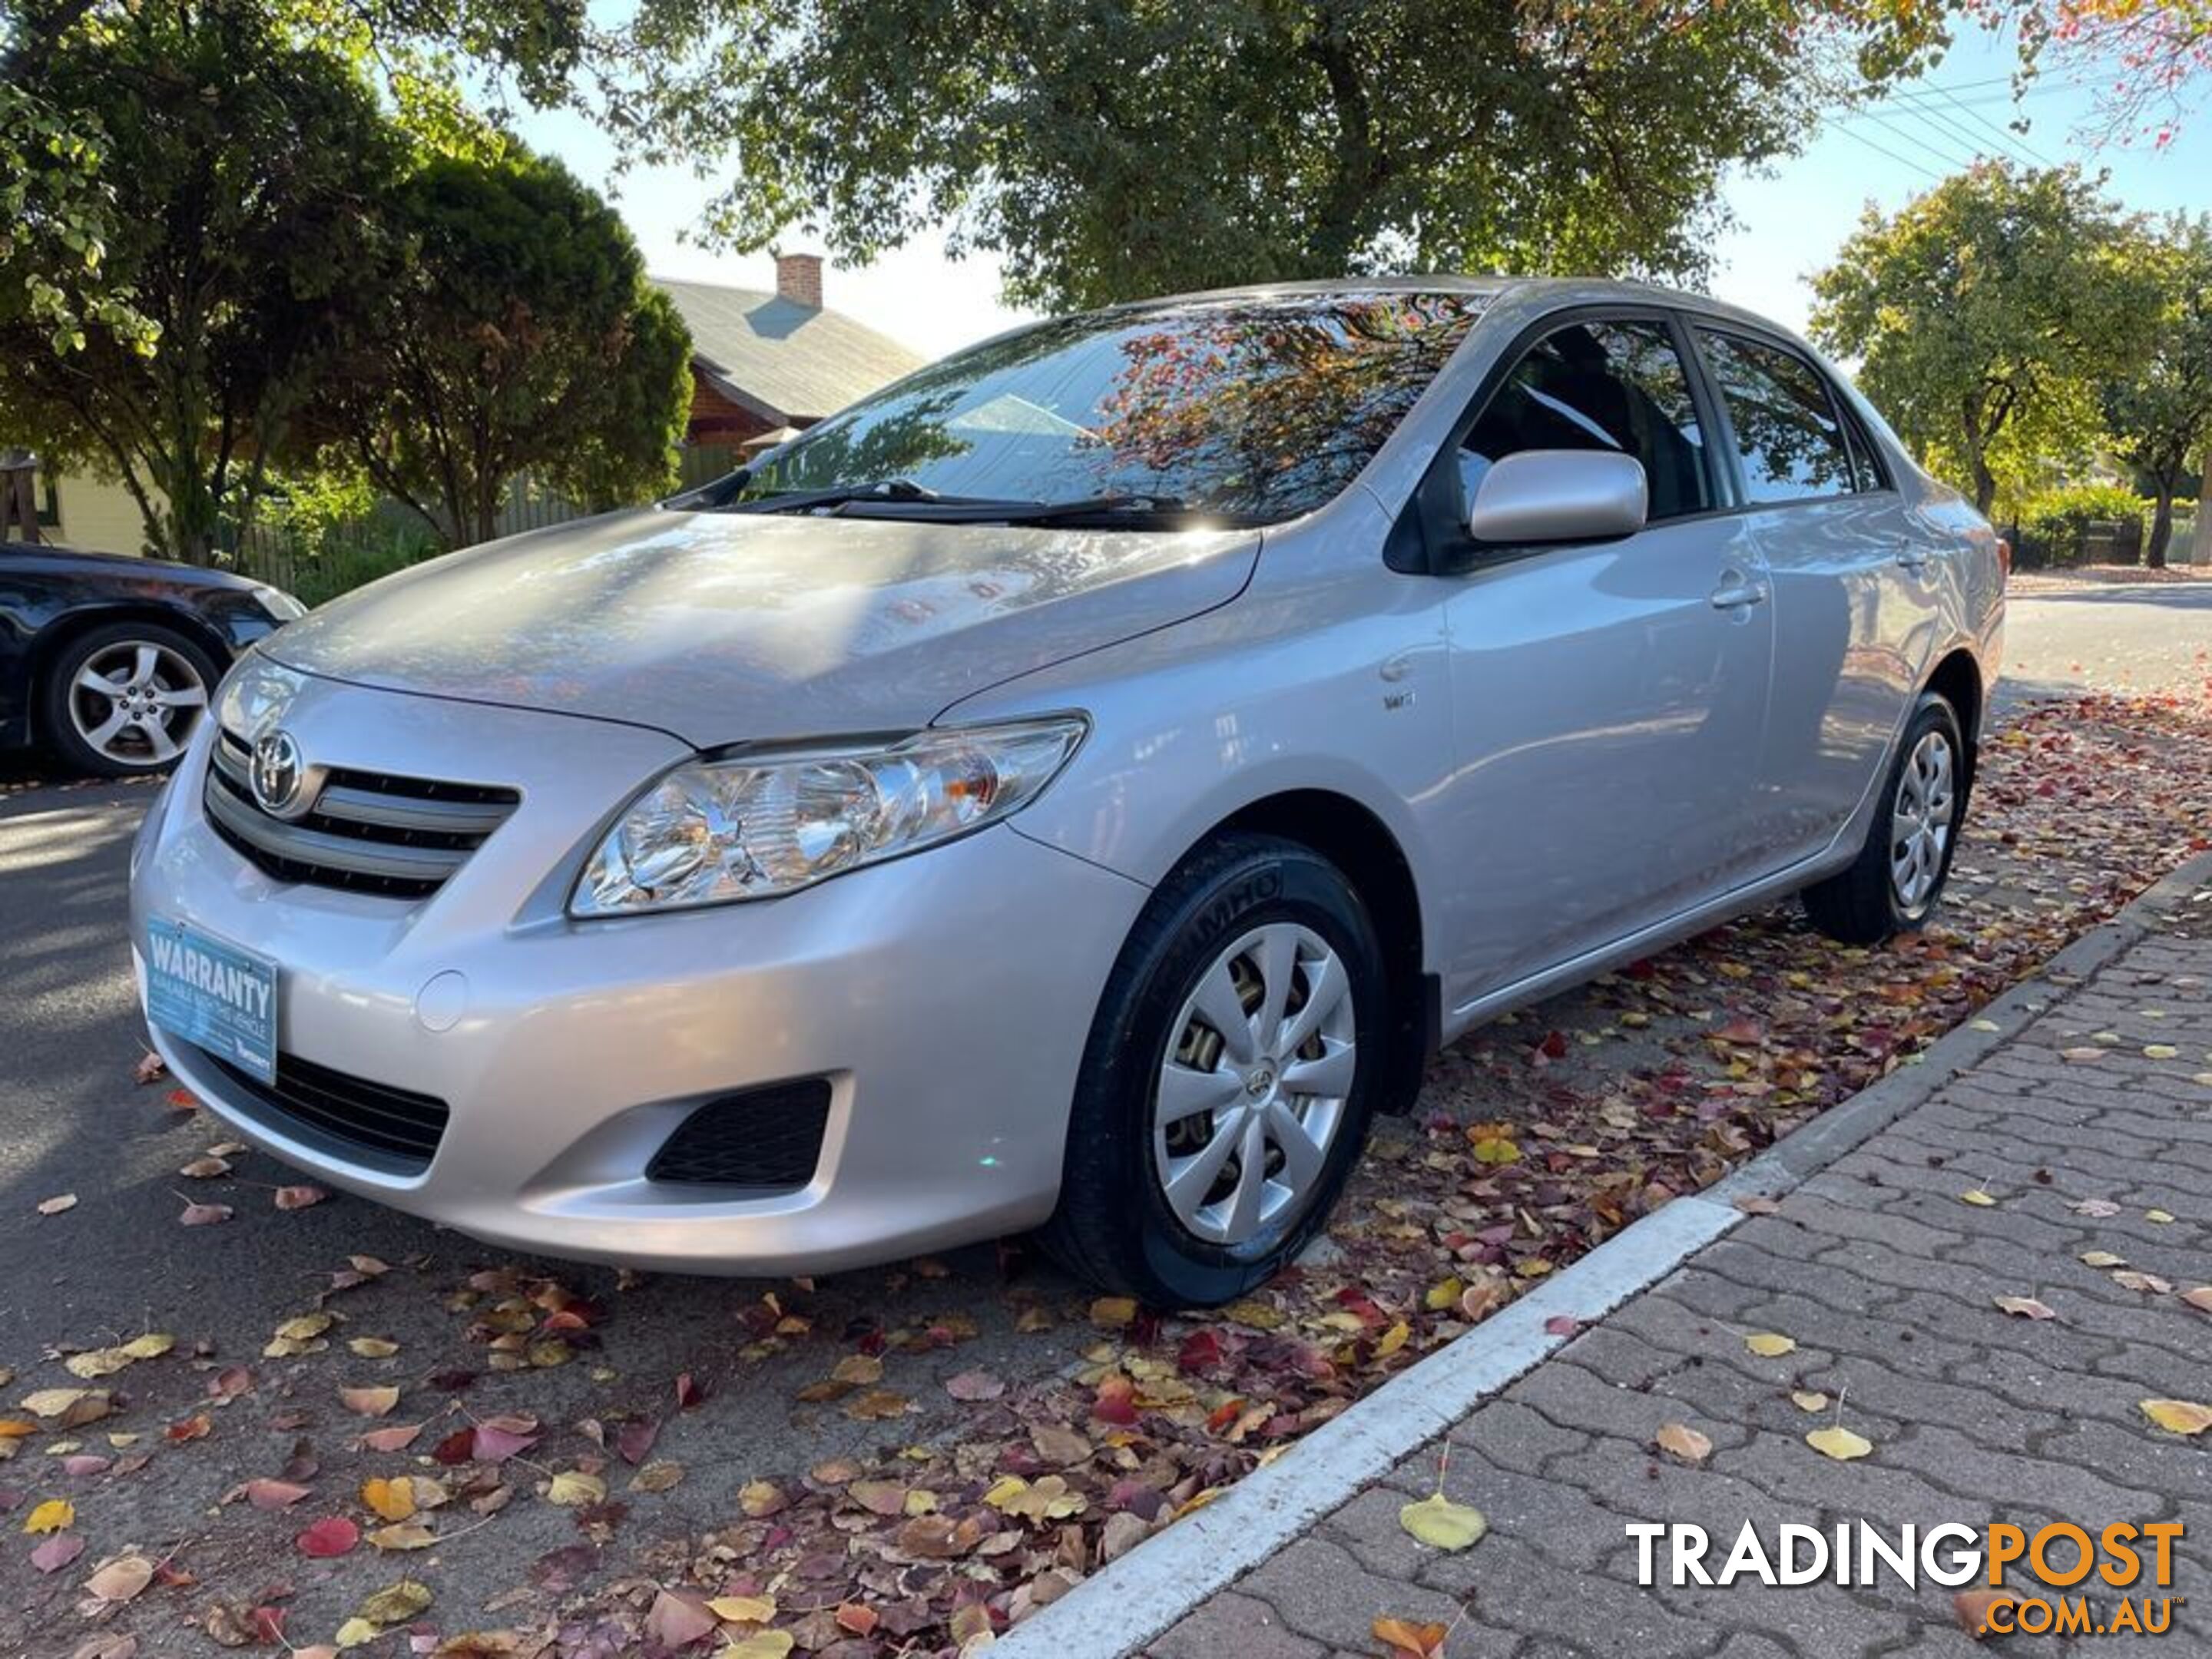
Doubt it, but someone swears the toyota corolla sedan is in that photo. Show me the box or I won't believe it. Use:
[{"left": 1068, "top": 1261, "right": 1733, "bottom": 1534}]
[{"left": 128, "top": 278, "right": 2004, "bottom": 1306}]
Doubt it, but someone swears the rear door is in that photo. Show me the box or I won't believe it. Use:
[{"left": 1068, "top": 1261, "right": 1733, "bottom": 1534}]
[
  {"left": 1433, "top": 312, "right": 1776, "bottom": 1004},
  {"left": 1689, "top": 327, "right": 1939, "bottom": 866}
]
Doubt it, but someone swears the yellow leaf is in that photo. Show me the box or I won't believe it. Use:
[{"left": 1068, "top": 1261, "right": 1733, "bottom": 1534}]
[
  {"left": 366, "top": 1522, "right": 437, "bottom": 1551},
  {"left": 348, "top": 1337, "right": 400, "bottom": 1359},
  {"left": 545, "top": 1469, "right": 606, "bottom": 1506},
  {"left": 1376, "top": 1320, "right": 1412, "bottom": 1358},
  {"left": 1654, "top": 1422, "right": 1712, "bottom": 1465},
  {"left": 1745, "top": 1333, "right": 1796, "bottom": 1358},
  {"left": 1088, "top": 1297, "right": 1136, "bottom": 1327},
  {"left": 1790, "top": 1391, "right": 1830, "bottom": 1413},
  {"left": 707, "top": 1594, "right": 777, "bottom": 1624},
  {"left": 2080, "top": 1250, "right": 2128, "bottom": 1269},
  {"left": 22, "top": 1498, "right": 73, "bottom": 1534},
  {"left": 2144, "top": 1209, "right": 2175, "bottom": 1224},
  {"left": 2140, "top": 1399, "right": 2212, "bottom": 1437},
  {"left": 1806, "top": 1426, "right": 1873, "bottom": 1461},
  {"left": 335, "top": 1618, "right": 381, "bottom": 1650},
  {"left": 722, "top": 1635, "right": 794, "bottom": 1659},
  {"left": 1398, "top": 1491, "right": 1488, "bottom": 1550},
  {"left": 2143, "top": 1045, "right": 2178, "bottom": 1059},
  {"left": 1422, "top": 1277, "right": 1464, "bottom": 1312},
  {"left": 361, "top": 1477, "right": 416, "bottom": 1522},
  {"left": 1959, "top": 1189, "right": 1998, "bottom": 1207},
  {"left": 1470, "top": 1135, "right": 1520, "bottom": 1165},
  {"left": 120, "top": 1333, "right": 174, "bottom": 1361}
]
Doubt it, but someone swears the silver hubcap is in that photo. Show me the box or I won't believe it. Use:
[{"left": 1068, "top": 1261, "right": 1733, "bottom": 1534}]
[
  {"left": 1889, "top": 728, "right": 1955, "bottom": 916},
  {"left": 68, "top": 641, "right": 207, "bottom": 767},
  {"left": 1151, "top": 922, "right": 1356, "bottom": 1247}
]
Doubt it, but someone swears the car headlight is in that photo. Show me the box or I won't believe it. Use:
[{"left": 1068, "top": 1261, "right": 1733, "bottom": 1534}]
[{"left": 570, "top": 717, "right": 1088, "bottom": 917}]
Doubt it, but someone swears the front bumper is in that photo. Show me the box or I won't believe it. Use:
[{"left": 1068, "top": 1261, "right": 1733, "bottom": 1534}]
[{"left": 129, "top": 663, "right": 1148, "bottom": 1275}]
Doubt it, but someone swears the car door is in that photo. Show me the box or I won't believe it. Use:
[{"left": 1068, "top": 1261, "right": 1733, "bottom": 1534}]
[
  {"left": 1432, "top": 311, "right": 1777, "bottom": 1005},
  {"left": 1690, "top": 327, "right": 1941, "bottom": 866}
]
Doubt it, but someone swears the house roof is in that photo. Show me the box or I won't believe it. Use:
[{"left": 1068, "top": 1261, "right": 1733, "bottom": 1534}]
[{"left": 652, "top": 276, "right": 928, "bottom": 425}]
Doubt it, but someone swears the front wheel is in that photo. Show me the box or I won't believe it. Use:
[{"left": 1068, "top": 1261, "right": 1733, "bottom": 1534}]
[
  {"left": 1041, "top": 833, "right": 1389, "bottom": 1306},
  {"left": 41, "top": 621, "right": 219, "bottom": 777},
  {"left": 1802, "top": 692, "right": 1967, "bottom": 945}
]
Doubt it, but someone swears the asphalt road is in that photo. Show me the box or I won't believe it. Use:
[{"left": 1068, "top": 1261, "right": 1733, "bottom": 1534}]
[{"left": 0, "top": 575, "right": 2201, "bottom": 1644}]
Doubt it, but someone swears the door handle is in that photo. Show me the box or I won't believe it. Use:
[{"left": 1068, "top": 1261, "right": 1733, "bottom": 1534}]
[{"left": 1710, "top": 573, "right": 1769, "bottom": 611}]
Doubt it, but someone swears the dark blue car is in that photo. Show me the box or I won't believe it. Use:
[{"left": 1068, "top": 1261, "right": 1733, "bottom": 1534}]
[{"left": 0, "top": 541, "right": 304, "bottom": 776}]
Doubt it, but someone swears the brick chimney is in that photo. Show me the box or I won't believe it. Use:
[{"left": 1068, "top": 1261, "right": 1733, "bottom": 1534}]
[{"left": 774, "top": 251, "right": 823, "bottom": 310}]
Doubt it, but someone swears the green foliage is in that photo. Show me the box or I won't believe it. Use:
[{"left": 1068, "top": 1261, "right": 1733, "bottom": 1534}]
[
  {"left": 594, "top": 0, "right": 1926, "bottom": 312},
  {"left": 2101, "top": 214, "right": 2212, "bottom": 564},
  {"left": 2008, "top": 481, "right": 2154, "bottom": 568},
  {"left": 0, "top": 2, "right": 403, "bottom": 562},
  {"left": 306, "top": 149, "right": 692, "bottom": 548},
  {"left": 1809, "top": 162, "right": 2158, "bottom": 515}
]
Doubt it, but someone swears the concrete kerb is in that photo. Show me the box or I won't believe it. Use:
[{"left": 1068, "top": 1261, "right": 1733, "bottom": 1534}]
[{"left": 992, "top": 846, "right": 2212, "bottom": 1659}]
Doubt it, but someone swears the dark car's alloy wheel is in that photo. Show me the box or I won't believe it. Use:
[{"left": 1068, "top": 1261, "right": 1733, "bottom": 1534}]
[
  {"left": 1044, "top": 833, "right": 1387, "bottom": 1306},
  {"left": 44, "top": 621, "right": 217, "bottom": 777}
]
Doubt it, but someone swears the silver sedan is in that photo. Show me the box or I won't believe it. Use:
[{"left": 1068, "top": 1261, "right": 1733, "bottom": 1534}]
[{"left": 127, "top": 278, "right": 2004, "bottom": 1306}]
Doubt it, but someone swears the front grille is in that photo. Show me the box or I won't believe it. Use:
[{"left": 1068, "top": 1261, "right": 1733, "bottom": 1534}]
[
  {"left": 647, "top": 1079, "right": 833, "bottom": 1190},
  {"left": 205, "top": 728, "right": 519, "bottom": 899},
  {"left": 187, "top": 1042, "right": 449, "bottom": 1174}
]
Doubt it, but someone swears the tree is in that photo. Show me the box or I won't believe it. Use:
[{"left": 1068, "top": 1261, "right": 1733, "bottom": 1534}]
[
  {"left": 587, "top": 0, "right": 1934, "bottom": 313},
  {"left": 1809, "top": 162, "right": 2156, "bottom": 516},
  {"left": 2103, "top": 217, "right": 2212, "bottom": 567},
  {"left": 310, "top": 151, "right": 692, "bottom": 548},
  {"left": 0, "top": 2, "right": 401, "bottom": 561}
]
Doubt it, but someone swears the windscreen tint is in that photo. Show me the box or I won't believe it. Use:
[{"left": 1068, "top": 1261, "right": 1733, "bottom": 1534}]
[{"left": 733, "top": 292, "right": 1488, "bottom": 522}]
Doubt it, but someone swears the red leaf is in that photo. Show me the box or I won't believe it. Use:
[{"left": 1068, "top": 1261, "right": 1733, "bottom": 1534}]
[
  {"left": 295, "top": 1515, "right": 359, "bottom": 1558},
  {"left": 615, "top": 1419, "right": 659, "bottom": 1467},
  {"left": 1538, "top": 1029, "right": 1568, "bottom": 1059},
  {"left": 674, "top": 1372, "right": 706, "bottom": 1410},
  {"left": 31, "top": 1534, "right": 86, "bottom": 1574},
  {"left": 1177, "top": 1330, "right": 1224, "bottom": 1373},
  {"left": 243, "top": 1478, "right": 311, "bottom": 1510}
]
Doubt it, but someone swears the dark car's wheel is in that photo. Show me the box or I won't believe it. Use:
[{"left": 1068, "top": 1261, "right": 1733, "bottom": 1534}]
[
  {"left": 1803, "top": 692, "right": 1967, "bottom": 945},
  {"left": 41, "top": 621, "right": 218, "bottom": 777},
  {"left": 1042, "top": 833, "right": 1389, "bottom": 1306}
]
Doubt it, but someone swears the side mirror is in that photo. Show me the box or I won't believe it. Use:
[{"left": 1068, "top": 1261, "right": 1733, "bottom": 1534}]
[{"left": 1465, "top": 449, "right": 1648, "bottom": 547}]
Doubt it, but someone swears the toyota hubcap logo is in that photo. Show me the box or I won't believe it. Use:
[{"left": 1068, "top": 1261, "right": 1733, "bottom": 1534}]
[{"left": 250, "top": 730, "right": 308, "bottom": 817}]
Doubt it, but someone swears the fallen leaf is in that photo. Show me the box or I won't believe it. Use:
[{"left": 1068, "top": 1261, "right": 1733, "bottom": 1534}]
[
  {"left": 84, "top": 1553, "right": 155, "bottom": 1601},
  {"left": 30, "top": 1532, "right": 84, "bottom": 1573},
  {"left": 2140, "top": 1399, "right": 2212, "bottom": 1437},
  {"left": 339, "top": 1385, "right": 399, "bottom": 1418},
  {"left": 134, "top": 1050, "right": 167, "bottom": 1084},
  {"left": 2144, "top": 1208, "right": 2176, "bottom": 1224},
  {"left": 1732, "top": 1195, "right": 1782, "bottom": 1215},
  {"left": 1373, "top": 1616, "right": 1449, "bottom": 1658},
  {"left": 178, "top": 1157, "right": 231, "bottom": 1179},
  {"left": 1654, "top": 1422, "right": 1713, "bottom": 1465},
  {"left": 1745, "top": 1332, "right": 1796, "bottom": 1358},
  {"left": 645, "top": 1591, "right": 717, "bottom": 1649},
  {"left": 1790, "top": 1391, "right": 1830, "bottom": 1412},
  {"left": 2080, "top": 1250, "right": 2128, "bottom": 1269},
  {"left": 36, "top": 1194, "right": 76, "bottom": 1216},
  {"left": 355, "top": 1422, "right": 422, "bottom": 1453},
  {"left": 1993, "top": 1296, "right": 2057, "bottom": 1320},
  {"left": 346, "top": 1337, "right": 399, "bottom": 1359},
  {"left": 944, "top": 1368, "right": 1005, "bottom": 1401},
  {"left": 297, "top": 1516, "right": 361, "bottom": 1557},
  {"left": 179, "top": 1201, "right": 233, "bottom": 1227},
  {"left": 721, "top": 1635, "right": 794, "bottom": 1659},
  {"left": 353, "top": 1578, "right": 432, "bottom": 1627},
  {"left": 1399, "top": 1491, "right": 1488, "bottom": 1550},
  {"left": 1542, "top": 1314, "right": 1583, "bottom": 1336},
  {"left": 2071, "top": 1198, "right": 2121, "bottom": 1217},
  {"left": 365, "top": 1522, "right": 437, "bottom": 1551},
  {"left": 243, "top": 1479, "right": 311, "bottom": 1510},
  {"left": 545, "top": 1469, "right": 605, "bottom": 1507},
  {"left": 361, "top": 1478, "right": 416, "bottom": 1522},
  {"left": 1955, "top": 1589, "right": 2018, "bottom": 1639},
  {"left": 2144, "top": 1044, "right": 2178, "bottom": 1059},
  {"left": 1089, "top": 1296, "right": 1137, "bottom": 1327},
  {"left": 23, "top": 1498, "right": 74, "bottom": 1534},
  {"left": 739, "top": 1479, "right": 788, "bottom": 1518},
  {"left": 274, "top": 1184, "right": 329, "bottom": 1210},
  {"left": 2112, "top": 1270, "right": 2174, "bottom": 1294},
  {"left": 707, "top": 1594, "right": 777, "bottom": 1624},
  {"left": 2181, "top": 1286, "right": 2212, "bottom": 1313},
  {"left": 1806, "top": 1426, "right": 1873, "bottom": 1461},
  {"left": 1959, "top": 1188, "right": 1998, "bottom": 1207}
]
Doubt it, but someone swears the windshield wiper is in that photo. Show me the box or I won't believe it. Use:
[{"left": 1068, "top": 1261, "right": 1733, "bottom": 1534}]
[
  {"left": 727, "top": 478, "right": 1045, "bottom": 516},
  {"left": 992, "top": 495, "right": 1263, "bottom": 527}
]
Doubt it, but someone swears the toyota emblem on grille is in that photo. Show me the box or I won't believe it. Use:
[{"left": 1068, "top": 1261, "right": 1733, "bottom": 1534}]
[{"left": 250, "top": 729, "right": 313, "bottom": 819}]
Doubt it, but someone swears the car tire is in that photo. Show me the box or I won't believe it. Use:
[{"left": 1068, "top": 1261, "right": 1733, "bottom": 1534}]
[
  {"left": 41, "top": 620, "right": 220, "bottom": 778},
  {"left": 1802, "top": 691, "right": 1968, "bottom": 945},
  {"left": 1041, "top": 832, "right": 1389, "bottom": 1307}
]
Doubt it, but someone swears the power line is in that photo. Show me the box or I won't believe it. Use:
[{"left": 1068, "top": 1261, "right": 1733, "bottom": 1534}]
[
  {"left": 1879, "top": 92, "right": 2041, "bottom": 167},
  {"left": 1847, "top": 102, "right": 1985, "bottom": 171},
  {"left": 1826, "top": 119, "right": 1952, "bottom": 183}
]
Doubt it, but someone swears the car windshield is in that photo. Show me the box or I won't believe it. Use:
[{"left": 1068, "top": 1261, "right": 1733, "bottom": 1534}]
[{"left": 723, "top": 290, "right": 1489, "bottom": 524}]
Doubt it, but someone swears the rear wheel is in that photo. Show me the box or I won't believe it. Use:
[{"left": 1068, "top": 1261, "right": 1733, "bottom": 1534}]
[
  {"left": 1803, "top": 692, "right": 1965, "bottom": 945},
  {"left": 41, "top": 621, "right": 218, "bottom": 777},
  {"left": 1041, "top": 833, "right": 1389, "bottom": 1306}
]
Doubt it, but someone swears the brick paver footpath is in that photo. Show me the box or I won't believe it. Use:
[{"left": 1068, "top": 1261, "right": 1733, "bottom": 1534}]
[{"left": 1150, "top": 912, "right": 2212, "bottom": 1659}]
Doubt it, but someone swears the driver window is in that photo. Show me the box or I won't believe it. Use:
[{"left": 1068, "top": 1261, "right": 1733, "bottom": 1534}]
[{"left": 1459, "top": 320, "right": 1713, "bottom": 523}]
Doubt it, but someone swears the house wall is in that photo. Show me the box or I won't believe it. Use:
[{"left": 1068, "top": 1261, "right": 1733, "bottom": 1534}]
[
  {"left": 686, "top": 378, "right": 780, "bottom": 445},
  {"left": 55, "top": 472, "right": 151, "bottom": 555}
]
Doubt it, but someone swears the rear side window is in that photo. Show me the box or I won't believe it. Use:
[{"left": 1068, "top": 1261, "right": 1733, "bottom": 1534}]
[
  {"left": 1460, "top": 320, "right": 1712, "bottom": 522},
  {"left": 1696, "top": 331, "right": 1856, "bottom": 504}
]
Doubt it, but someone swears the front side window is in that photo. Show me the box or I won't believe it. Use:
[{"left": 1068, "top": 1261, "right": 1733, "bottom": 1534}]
[
  {"left": 1458, "top": 320, "right": 1712, "bottom": 522},
  {"left": 1697, "top": 331, "right": 1856, "bottom": 504},
  {"left": 730, "top": 291, "right": 1488, "bottom": 523}
]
